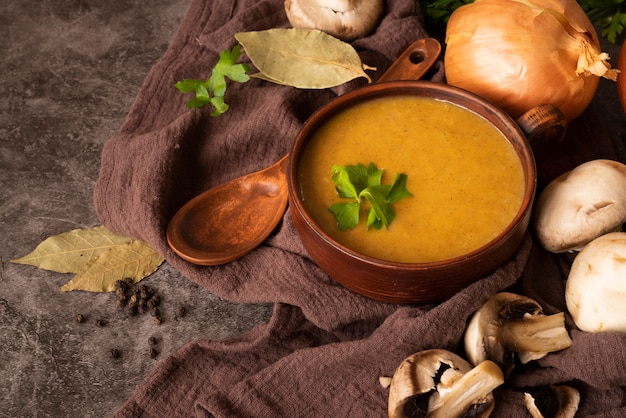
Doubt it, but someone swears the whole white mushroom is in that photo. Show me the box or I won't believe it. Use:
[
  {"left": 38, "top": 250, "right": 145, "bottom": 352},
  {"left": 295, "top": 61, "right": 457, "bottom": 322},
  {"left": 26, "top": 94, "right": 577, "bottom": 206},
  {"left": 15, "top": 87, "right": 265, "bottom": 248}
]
[
  {"left": 566, "top": 231, "right": 626, "bottom": 333},
  {"left": 533, "top": 159, "right": 626, "bottom": 253},
  {"left": 284, "top": 0, "right": 383, "bottom": 41}
]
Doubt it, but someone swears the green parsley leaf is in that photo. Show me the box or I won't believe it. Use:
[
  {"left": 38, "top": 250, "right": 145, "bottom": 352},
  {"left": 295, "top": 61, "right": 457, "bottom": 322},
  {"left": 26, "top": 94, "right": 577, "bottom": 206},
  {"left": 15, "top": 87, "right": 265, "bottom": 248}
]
[
  {"left": 367, "top": 206, "right": 383, "bottom": 230},
  {"left": 209, "top": 95, "right": 229, "bottom": 116},
  {"left": 329, "top": 201, "right": 361, "bottom": 230},
  {"left": 184, "top": 96, "right": 212, "bottom": 109},
  {"left": 387, "top": 173, "right": 412, "bottom": 204},
  {"left": 360, "top": 184, "right": 394, "bottom": 229},
  {"left": 365, "top": 163, "right": 384, "bottom": 188},
  {"left": 174, "top": 44, "right": 251, "bottom": 115},
  {"left": 213, "top": 46, "right": 252, "bottom": 84},
  {"left": 174, "top": 79, "right": 205, "bottom": 94},
  {"left": 331, "top": 164, "right": 360, "bottom": 199},
  {"left": 329, "top": 163, "right": 412, "bottom": 231}
]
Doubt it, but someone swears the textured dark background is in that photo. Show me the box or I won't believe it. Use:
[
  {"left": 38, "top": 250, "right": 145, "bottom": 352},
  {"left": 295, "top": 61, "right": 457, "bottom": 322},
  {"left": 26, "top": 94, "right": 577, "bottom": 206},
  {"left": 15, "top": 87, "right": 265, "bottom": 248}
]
[
  {"left": 0, "top": 1, "right": 272, "bottom": 416},
  {"left": 1, "top": 0, "right": 624, "bottom": 416}
]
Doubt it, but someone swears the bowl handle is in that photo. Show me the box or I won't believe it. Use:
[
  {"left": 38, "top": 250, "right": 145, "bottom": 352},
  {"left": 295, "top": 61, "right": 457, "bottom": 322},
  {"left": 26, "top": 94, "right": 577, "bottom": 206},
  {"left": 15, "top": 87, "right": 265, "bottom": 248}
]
[{"left": 516, "top": 104, "right": 568, "bottom": 161}]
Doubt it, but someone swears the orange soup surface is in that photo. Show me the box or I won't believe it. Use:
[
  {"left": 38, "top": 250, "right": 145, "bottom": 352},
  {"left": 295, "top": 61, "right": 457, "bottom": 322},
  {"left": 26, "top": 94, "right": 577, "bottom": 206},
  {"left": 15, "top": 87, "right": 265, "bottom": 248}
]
[{"left": 297, "top": 95, "right": 525, "bottom": 263}]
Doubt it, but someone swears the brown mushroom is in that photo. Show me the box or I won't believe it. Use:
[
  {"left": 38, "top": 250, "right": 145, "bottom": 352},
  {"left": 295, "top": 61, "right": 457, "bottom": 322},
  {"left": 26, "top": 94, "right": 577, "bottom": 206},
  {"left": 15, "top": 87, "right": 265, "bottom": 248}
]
[
  {"left": 381, "top": 348, "right": 504, "bottom": 418},
  {"left": 464, "top": 292, "right": 573, "bottom": 376},
  {"left": 284, "top": 0, "right": 383, "bottom": 41}
]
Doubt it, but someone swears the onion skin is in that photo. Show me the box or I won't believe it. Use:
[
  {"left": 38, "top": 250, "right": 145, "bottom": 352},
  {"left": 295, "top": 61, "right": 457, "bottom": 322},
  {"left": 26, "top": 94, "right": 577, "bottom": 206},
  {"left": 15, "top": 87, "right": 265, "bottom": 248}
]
[
  {"left": 444, "top": 0, "right": 617, "bottom": 122},
  {"left": 617, "top": 41, "right": 626, "bottom": 113}
]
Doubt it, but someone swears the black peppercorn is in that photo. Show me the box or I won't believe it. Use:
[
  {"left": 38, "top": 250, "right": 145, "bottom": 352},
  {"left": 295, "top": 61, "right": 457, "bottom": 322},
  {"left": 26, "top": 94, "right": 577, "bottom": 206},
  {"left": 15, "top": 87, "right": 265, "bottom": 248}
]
[
  {"left": 95, "top": 319, "right": 106, "bottom": 327},
  {"left": 139, "top": 286, "right": 150, "bottom": 300},
  {"left": 175, "top": 306, "right": 186, "bottom": 318},
  {"left": 153, "top": 316, "right": 162, "bottom": 325},
  {"left": 148, "top": 336, "right": 157, "bottom": 346},
  {"left": 75, "top": 314, "right": 85, "bottom": 323},
  {"left": 110, "top": 348, "right": 120, "bottom": 359},
  {"left": 148, "top": 347, "right": 158, "bottom": 359}
]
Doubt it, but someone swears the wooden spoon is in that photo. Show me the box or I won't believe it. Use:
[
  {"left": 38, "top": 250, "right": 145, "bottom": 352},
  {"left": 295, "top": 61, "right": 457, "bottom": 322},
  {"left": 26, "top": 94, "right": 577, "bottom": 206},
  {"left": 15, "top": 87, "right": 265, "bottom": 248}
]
[
  {"left": 167, "top": 38, "right": 441, "bottom": 266},
  {"left": 166, "top": 154, "right": 289, "bottom": 265}
]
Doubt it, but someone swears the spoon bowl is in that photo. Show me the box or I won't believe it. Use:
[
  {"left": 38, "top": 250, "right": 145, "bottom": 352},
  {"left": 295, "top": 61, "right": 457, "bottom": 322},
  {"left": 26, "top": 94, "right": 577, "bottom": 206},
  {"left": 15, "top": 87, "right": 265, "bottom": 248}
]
[{"left": 166, "top": 154, "right": 289, "bottom": 265}]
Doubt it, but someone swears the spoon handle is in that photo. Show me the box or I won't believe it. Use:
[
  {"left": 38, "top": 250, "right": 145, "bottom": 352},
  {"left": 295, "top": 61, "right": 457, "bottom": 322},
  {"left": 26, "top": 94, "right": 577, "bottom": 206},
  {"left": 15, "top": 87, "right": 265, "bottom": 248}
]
[{"left": 377, "top": 38, "right": 441, "bottom": 83}]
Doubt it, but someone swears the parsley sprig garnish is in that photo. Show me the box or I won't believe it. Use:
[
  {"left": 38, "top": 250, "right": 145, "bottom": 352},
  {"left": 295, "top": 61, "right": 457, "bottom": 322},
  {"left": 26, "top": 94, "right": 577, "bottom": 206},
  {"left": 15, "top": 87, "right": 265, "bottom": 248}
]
[
  {"left": 329, "top": 163, "right": 412, "bottom": 231},
  {"left": 174, "top": 45, "right": 250, "bottom": 116}
]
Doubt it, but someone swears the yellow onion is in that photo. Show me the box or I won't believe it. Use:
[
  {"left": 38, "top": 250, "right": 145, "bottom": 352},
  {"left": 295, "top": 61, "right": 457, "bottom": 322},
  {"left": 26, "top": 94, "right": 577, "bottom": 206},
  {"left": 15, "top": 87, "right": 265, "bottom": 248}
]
[{"left": 444, "top": 0, "right": 619, "bottom": 122}]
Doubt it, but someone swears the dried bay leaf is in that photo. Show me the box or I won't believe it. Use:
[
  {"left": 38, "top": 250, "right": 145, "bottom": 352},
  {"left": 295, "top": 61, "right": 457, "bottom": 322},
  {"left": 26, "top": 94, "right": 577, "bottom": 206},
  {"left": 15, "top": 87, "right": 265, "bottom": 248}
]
[
  {"left": 12, "top": 225, "right": 133, "bottom": 273},
  {"left": 235, "top": 28, "right": 375, "bottom": 89},
  {"left": 12, "top": 225, "right": 164, "bottom": 292},
  {"left": 60, "top": 240, "right": 164, "bottom": 292}
]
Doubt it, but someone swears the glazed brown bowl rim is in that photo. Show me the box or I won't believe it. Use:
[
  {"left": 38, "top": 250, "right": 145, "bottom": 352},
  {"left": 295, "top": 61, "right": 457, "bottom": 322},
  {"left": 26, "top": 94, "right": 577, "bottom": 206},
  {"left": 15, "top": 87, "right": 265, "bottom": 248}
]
[{"left": 288, "top": 80, "right": 537, "bottom": 269}]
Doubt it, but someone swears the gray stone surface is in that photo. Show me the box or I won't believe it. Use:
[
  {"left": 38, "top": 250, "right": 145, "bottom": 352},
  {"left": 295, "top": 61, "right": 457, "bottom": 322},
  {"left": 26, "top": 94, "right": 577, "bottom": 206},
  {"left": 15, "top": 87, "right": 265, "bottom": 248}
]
[{"left": 0, "top": 1, "right": 272, "bottom": 416}]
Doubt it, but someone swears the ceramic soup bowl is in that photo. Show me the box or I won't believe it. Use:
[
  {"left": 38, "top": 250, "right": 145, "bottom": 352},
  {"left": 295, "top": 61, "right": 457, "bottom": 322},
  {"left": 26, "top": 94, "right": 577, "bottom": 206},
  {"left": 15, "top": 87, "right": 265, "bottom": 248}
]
[{"left": 287, "top": 39, "right": 565, "bottom": 304}]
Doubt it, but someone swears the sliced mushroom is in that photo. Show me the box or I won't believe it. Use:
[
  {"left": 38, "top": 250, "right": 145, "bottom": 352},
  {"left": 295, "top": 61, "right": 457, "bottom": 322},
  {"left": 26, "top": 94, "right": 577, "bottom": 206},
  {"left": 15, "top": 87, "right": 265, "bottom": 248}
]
[
  {"left": 566, "top": 231, "right": 626, "bottom": 333},
  {"left": 464, "top": 292, "right": 573, "bottom": 376},
  {"left": 382, "top": 348, "right": 504, "bottom": 418},
  {"left": 533, "top": 159, "right": 626, "bottom": 253},
  {"left": 524, "top": 385, "right": 580, "bottom": 418},
  {"left": 284, "top": 0, "right": 383, "bottom": 41}
]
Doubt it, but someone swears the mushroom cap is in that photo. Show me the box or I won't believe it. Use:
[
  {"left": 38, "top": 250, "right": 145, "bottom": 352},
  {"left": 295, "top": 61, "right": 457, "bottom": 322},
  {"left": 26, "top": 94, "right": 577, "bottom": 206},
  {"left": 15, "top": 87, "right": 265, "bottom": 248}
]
[
  {"left": 284, "top": 0, "right": 383, "bottom": 41},
  {"left": 566, "top": 231, "right": 626, "bottom": 333},
  {"left": 533, "top": 159, "right": 626, "bottom": 253},
  {"left": 388, "top": 349, "right": 471, "bottom": 417},
  {"left": 464, "top": 292, "right": 542, "bottom": 369},
  {"left": 387, "top": 349, "right": 502, "bottom": 418},
  {"left": 464, "top": 292, "right": 572, "bottom": 374}
]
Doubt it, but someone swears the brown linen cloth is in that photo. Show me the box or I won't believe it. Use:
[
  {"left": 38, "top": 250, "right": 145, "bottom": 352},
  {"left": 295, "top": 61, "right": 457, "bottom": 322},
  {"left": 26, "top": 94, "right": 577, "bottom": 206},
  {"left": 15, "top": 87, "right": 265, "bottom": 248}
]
[{"left": 95, "top": 0, "right": 626, "bottom": 416}]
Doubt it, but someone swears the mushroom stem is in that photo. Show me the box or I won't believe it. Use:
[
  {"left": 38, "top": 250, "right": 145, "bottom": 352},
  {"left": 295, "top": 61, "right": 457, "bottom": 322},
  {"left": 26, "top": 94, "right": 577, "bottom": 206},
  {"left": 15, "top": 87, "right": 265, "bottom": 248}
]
[
  {"left": 499, "top": 312, "right": 573, "bottom": 363},
  {"left": 428, "top": 360, "right": 505, "bottom": 418}
]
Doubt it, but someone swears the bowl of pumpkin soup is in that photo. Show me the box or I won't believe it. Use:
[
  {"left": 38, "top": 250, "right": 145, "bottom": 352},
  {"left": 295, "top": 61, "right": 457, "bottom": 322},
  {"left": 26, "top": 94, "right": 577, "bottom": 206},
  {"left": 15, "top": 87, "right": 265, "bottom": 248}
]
[{"left": 288, "top": 81, "right": 540, "bottom": 304}]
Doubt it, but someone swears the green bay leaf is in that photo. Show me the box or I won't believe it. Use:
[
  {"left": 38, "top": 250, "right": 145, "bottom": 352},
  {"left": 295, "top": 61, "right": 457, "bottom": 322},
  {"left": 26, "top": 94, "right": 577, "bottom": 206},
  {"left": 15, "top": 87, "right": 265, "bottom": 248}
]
[
  {"left": 61, "top": 240, "right": 164, "bottom": 292},
  {"left": 235, "top": 28, "right": 374, "bottom": 89},
  {"left": 11, "top": 225, "right": 133, "bottom": 273}
]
